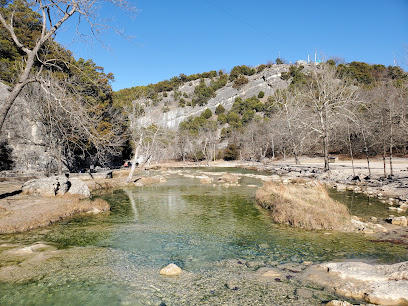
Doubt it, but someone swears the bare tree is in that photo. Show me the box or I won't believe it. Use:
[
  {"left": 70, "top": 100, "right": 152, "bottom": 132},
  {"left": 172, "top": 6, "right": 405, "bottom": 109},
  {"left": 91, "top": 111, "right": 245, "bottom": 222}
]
[
  {"left": 305, "top": 64, "right": 359, "bottom": 171},
  {"left": 0, "top": 0, "right": 136, "bottom": 132},
  {"left": 24, "top": 72, "right": 124, "bottom": 174}
]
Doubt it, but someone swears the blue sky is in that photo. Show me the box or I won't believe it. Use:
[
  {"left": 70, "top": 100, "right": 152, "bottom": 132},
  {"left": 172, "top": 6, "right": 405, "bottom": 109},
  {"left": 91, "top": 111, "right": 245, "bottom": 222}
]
[{"left": 56, "top": 0, "right": 408, "bottom": 91}]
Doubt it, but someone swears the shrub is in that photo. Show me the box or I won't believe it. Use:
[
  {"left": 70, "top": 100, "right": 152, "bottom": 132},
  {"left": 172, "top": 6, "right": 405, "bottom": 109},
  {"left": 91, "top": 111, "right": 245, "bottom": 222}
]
[
  {"left": 163, "top": 92, "right": 168, "bottom": 97},
  {"left": 258, "top": 91, "right": 265, "bottom": 98},
  {"left": 223, "top": 144, "right": 239, "bottom": 161},
  {"left": 232, "top": 75, "right": 249, "bottom": 89},
  {"left": 215, "top": 104, "right": 225, "bottom": 115},
  {"left": 210, "top": 74, "right": 228, "bottom": 91},
  {"left": 276, "top": 58, "right": 283, "bottom": 65},
  {"left": 257, "top": 64, "right": 267, "bottom": 73},
  {"left": 179, "top": 98, "right": 186, "bottom": 107},
  {"left": 201, "top": 108, "right": 212, "bottom": 119},
  {"left": 192, "top": 79, "right": 216, "bottom": 106},
  {"left": 217, "top": 113, "right": 227, "bottom": 124},
  {"left": 256, "top": 182, "right": 351, "bottom": 230},
  {"left": 229, "top": 66, "right": 242, "bottom": 81}
]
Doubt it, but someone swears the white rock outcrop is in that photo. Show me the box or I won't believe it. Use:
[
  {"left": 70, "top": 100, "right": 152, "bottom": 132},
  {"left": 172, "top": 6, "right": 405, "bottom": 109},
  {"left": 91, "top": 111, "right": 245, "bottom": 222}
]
[{"left": 305, "top": 261, "right": 408, "bottom": 305}]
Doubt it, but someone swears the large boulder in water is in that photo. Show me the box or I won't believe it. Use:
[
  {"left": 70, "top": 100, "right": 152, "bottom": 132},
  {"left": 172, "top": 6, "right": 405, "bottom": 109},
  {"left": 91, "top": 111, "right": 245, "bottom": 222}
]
[{"left": 22, "top": 175, "right": 91, "bottom": 198}]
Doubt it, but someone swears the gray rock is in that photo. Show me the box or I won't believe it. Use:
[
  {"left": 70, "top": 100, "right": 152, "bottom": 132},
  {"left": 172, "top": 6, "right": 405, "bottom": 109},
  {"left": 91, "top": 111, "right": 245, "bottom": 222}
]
[
  {"left": 22, "top": 175, "right": 69, "bottom": 197},
  {"left": 67, "top": 179, "right": 91, "bottom": 198},
  {"left": 22, "top": 175, "right": 91, "bottom": 198},
  {"left": 306, "top": 261, "right": 408, "bottom": 305},
  {"left": 91, "top": 171, "right": 113, "bottom": 179},
  {"left": 387, "top": 216, "right": 407, "bottom": 226}
]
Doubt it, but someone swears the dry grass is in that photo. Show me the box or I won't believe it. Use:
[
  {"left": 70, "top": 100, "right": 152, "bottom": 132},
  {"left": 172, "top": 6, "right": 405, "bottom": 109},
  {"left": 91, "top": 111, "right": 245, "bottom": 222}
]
[
  {"left": 0, "top": 196, "right": 110, "bottom": 234},
  {"left": 256, "top": 181, "right": 351, "bottom": 230}
]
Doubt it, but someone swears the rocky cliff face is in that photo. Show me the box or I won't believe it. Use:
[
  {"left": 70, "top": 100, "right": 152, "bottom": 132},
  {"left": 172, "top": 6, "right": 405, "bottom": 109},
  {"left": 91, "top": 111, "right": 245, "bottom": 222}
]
[
  {"left": 137, "top": 65, "right": 291, "bottom": 129},
  {"left": 0, "top": 82, "right": 53, "bottom": 174}
]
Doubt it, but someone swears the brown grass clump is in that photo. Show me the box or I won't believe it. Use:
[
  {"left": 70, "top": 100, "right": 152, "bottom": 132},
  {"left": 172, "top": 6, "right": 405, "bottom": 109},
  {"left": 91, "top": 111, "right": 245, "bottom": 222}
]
[{"left": 256, "top": 181, "right": 351, "bottom": 230}]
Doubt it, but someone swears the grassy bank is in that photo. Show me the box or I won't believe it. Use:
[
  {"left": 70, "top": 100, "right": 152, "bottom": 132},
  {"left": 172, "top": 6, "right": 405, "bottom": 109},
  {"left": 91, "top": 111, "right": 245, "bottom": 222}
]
[
  {"left": 256, "top": 181, "right": 351, "bottom": 230},
  {"left": 0, "top": 195, "right": 110, "bottom": 234}
]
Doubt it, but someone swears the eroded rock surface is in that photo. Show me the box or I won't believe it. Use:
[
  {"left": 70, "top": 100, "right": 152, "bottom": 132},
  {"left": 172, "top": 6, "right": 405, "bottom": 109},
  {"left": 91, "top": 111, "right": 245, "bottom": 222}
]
[{"left": 304, "top": 261, "right": 408, "bottom": 305}]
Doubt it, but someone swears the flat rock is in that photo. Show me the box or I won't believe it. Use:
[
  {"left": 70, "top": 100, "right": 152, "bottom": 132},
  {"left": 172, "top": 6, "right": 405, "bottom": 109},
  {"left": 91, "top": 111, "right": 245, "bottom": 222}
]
[
  {"left": 305, "top": 261, "right": 408, "bottom": 305},
  {"left": 326, "top": 301, "right": 353, "bottom": 306},
  {"left": 387, "top": 216, "right": 407, "bottom": 226},
  {"left": 256, "top": 267, "right": 282, "bottom": 278}
]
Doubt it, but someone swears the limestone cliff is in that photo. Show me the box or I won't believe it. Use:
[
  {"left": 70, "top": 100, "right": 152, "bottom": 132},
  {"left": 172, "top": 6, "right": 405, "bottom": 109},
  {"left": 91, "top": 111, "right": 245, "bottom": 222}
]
[
  {"left": 137, "top": 65, "right": 291, "bottom": 129},
  {"left": 0, "top": 82, "right": 53, "bottom": 174}
]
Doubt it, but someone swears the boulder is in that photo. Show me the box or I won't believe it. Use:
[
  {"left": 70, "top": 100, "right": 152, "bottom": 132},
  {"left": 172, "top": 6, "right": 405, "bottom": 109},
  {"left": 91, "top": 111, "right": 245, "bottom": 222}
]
[
  {"left": 22, "top": 175, "right": 91, "bottom": 198},
  {"left": 22, "top": 175, "right": 69, "bottom": 197},
  {"left": 387, "top": 216, "right": 407, "bottom": 226},
  {"left": 91, "top": 171, "right": 113, "bottom": 179},
  {"left": 159, "top": 263, "right": 182, "bottom": 276},
  {"left": 67, "top": 179, "right": 91, "bottom": 198}
]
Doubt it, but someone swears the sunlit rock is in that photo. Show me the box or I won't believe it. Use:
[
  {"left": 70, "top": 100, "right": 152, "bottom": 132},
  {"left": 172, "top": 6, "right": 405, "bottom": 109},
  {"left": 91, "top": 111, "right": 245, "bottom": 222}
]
[{"left": 159, "top": 263, "right": 182, "bottom": 276}]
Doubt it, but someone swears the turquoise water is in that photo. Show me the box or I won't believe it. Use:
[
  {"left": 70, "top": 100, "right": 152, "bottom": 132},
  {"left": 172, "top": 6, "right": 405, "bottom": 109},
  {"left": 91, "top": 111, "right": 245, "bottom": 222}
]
[{"left": 0, "top": 169, "right": 407, "bottom": 305}]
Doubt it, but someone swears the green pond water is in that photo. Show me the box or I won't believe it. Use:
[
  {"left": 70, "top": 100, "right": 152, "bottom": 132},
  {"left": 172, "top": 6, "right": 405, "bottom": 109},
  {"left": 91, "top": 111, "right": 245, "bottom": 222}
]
[{"left": 0, "top": 168, "right": 407, "bottom": 305}]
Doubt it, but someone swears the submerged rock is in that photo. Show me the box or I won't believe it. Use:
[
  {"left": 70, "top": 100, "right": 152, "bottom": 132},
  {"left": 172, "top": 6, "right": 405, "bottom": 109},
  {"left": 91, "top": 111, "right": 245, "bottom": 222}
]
[{"left": 159, "top": 263, "right": 182, "bottom": 276}]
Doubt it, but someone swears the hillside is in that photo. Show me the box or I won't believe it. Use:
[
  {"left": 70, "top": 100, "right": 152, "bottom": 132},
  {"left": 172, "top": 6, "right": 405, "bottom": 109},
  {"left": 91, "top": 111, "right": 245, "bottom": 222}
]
[{"left": 135, "top": 64, "right": 291, "bottom": 129}]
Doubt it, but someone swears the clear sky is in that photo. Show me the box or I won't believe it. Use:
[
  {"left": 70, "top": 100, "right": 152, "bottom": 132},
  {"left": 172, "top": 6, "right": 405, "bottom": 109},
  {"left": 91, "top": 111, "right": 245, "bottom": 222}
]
[{"left": 56, "top": 0, "right": 408, "bottom": 91}]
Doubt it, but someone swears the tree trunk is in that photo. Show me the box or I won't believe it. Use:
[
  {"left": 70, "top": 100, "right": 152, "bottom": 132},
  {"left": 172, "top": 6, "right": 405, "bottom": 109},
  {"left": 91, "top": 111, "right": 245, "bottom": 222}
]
[
  {"left": 57, "top": 143, "right": 62, "bottom": 175},
  {"left": 382, "top": 147, "right": 387, "bottom": 178},
  {"left": 347, "top": 125, "right": 355, "bottom": 177},
  {"left": 126, "top": 133, "right": 144, "bottom": 183},
  {"left": 361, "top": 128, "right": 371, "bottom": 176},
  {"left": 271, "top": 136, "right": 275, "bottom": 160},
  {"left": 389, "top": 114, "right": 394, "bottom": 176},
  {"left": 319, "top": 108, "right": 329, "bottom": 171}
]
